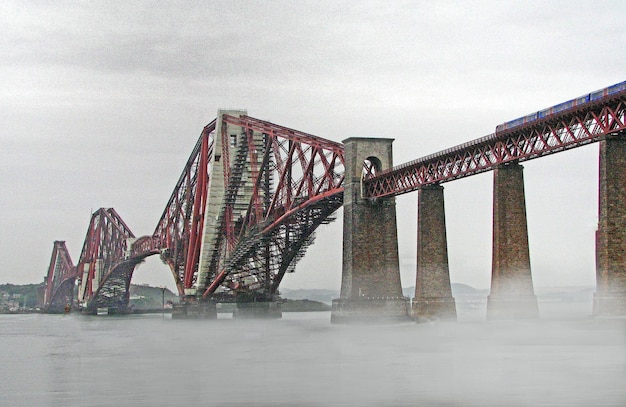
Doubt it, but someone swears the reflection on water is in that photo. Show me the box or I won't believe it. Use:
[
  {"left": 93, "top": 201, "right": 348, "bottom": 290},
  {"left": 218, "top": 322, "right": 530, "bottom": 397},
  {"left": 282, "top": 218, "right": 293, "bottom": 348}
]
[{"left": 1, "top": 302, "right": 624, "bottom": 406}]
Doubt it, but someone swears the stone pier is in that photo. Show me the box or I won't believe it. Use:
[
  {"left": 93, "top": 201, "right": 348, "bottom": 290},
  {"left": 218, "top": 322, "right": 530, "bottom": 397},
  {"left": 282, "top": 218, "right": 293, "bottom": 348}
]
[
  {"left": 412, "top": 184, "right": 457, "bottom": 320},
  {"left": 331, "top": 138, "right": 409, "bottom": 323},
  {"left": 593, "top": 135, "right": 626, "bottom": 316},
  {"left": 171, "top": 300, "right": 217, "bottom": 319},
  {"left": 233, "top": 301, "right": 282, "bottom": 319},
  {"left": 487, "top": 162, "right": 539, "bottom": 319}
]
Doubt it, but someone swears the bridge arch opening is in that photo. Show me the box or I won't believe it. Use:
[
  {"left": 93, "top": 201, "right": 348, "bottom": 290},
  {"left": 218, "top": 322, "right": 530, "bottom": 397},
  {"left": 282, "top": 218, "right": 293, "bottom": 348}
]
[
  {"left": 362, "top": 156, "right": 382, "bottom": 180},
  {"left": 132, "top": 255, "right": 179, "bottom": 294}
]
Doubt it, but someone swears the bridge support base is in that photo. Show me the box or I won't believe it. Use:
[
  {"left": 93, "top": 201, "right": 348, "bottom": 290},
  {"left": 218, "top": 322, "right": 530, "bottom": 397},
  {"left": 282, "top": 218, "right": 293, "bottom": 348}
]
[
  {"left": 413, "top": 184, "right": 457, "bottom": 321},
  {"left": 333, "top": 138, "right": 408, "bottom": 324},
  {"left": 331, "top": 298, "right": 409, "bottom": 324},
  {"left": 593, "top": 295, "right": 626, "bottom": 317},
  {"left": 486, "top": 296, "right": 539, "bottom": 320},
  {"left": 487, "top": 162, "right": 538, "bottom": 320},
  {"left": 412, "top": 298, "right": 457, "bottom": 321},
  {"left": 171, "top": 301, "right": 217, "bottom": 319},
  {"left": 233, "top": 301, "right": 282, "bottom": 319},
  {"left": 594, "top": 135, "right": 626, "bottom": 317}
]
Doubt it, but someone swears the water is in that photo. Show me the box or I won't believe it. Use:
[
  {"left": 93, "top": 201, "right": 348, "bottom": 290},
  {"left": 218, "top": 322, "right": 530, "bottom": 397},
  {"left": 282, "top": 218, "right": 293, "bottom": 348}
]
[{"left": 1, "top": 306, "right": 625, "bottom": 406}]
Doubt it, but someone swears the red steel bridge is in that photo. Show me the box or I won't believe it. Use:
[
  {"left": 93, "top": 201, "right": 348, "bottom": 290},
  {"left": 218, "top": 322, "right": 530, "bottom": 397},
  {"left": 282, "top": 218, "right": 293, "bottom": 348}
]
[{"left": 43, "top": 83, "right": 626, "bottom": 316}]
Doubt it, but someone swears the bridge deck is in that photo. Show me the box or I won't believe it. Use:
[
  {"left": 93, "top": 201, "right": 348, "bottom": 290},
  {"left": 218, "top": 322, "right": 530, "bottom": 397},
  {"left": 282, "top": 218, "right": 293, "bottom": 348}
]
[{"left": 364, "top": 86, "right": 626, "bottom": 198}]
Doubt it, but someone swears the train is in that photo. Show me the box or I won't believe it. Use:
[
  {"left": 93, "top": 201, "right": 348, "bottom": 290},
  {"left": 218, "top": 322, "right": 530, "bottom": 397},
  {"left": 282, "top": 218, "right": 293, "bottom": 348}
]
[{"left": 495, "top": 80, "right": 626, "bottom": 135}]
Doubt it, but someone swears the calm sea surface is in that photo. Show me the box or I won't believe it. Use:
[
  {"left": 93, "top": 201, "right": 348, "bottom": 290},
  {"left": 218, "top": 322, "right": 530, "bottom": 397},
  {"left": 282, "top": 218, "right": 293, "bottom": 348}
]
[{"left": 1, "top": 301, "right": 625, "bottom": 406}]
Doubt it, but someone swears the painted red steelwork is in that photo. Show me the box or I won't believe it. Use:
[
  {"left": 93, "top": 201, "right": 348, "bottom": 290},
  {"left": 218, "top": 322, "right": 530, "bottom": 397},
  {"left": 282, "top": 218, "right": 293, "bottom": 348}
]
[
  {"left": 76, "top": 208, "right": 134, "bottom": 301},
  {"left": 200, "top": 115, "right": 345, "bottom": 299},
  {"left": 153, "top": 121, "right": 216, "bottom": 295},
  {"left": 221, "top": 115, "right": 344, "bottom": 235},
  {"left": 364, "top": 91, "right": 626, "bottom": 198},
  {"left": 44, "top": 82, "right": 626, "bottom": 311},
  {"left": 43, "top": 241, "right": 76, "bottom": 312},
  {"left": 69, "top": 208, "right": 159, "bottom": 312},
  {"left": 75, "top": 209, "right": 133, "bottom": 310},
  {"left": 129, "top": 235, "right": 160, "bottom": 257},
  {"left": 46, "top": 115, "right": 344, "bottom": 307}
]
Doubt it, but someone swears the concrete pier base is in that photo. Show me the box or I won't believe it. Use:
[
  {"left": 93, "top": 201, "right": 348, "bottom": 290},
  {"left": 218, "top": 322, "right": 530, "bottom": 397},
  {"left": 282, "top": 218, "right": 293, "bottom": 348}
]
[
  {"left": 233, "top": 301, "right": 282, "bottom": 319},
  {"left": 412, "top": 297, "right": 457, "bottom": 321},
  {"left": 331, "top": 298, "right": 410, "bottom": 324},
  {"left": 171, "top": 301, "right": 217, "bottom": 319},
  {"left": 593, "top": 294, "right": 626, "bottom": 317},
  {"left": 486, "top": 296, "right": 540, "bottom": 319}
]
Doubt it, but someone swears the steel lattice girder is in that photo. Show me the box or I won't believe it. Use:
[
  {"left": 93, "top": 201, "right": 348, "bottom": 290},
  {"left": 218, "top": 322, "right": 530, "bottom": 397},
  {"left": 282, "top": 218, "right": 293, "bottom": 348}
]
[
  {"left": 86, "top": 252, "right": 156, "bottom": 313},
  {"left": 221, "top": 115, "right": 345, "bottom": 228},
  {"left": 152, "top": 121, "right": 216, "bottom": 295},
  {"left": 198, "top": 115, "right": 345, "bottom": 298},
  {"left": 364, "top": 94, "right": 626, "bottom": 198},
  {"left": 218, "top": 194, "right": 343, "bottom": 298},
  {"left": 71, "top": 207, "right": 161, "bottom": 312},
  {"left": 43, "top": 241, "right": 76, "bottom": 312},
  {"left": 76, "top": 208, "right": 136, "bottom": 305}
]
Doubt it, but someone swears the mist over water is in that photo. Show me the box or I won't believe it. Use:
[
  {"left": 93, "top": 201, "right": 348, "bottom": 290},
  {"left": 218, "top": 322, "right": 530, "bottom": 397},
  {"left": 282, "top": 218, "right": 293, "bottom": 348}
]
[{"left": 1, "top": 301, "right": 625, "bottom": 406}]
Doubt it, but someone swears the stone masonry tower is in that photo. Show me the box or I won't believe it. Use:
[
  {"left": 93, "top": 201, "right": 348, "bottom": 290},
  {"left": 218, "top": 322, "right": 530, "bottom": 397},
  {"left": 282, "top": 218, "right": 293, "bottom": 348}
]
[
  {"left": 594, "top": 135, "right": 626, "bottom": 316},
  {"left": 413, "top": 184, "right": 457, "bottom": 320},
  {"left": 331, "top": 138, "right": 409, "bottom": 323},
  {"left": 487, "top": 161, "right": 539, "bottom": 319}
]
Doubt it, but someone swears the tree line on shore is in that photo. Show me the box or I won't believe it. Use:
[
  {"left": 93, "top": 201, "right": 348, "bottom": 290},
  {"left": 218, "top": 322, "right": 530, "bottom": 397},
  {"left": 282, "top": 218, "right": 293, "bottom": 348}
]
[{"left": 0, "top": 283, "right": 331, "bottom": 313}]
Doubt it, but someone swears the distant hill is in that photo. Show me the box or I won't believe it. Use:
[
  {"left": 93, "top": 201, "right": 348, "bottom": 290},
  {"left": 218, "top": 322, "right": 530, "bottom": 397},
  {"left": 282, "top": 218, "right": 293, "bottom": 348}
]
[
  {"left": 280, "top": 289, "right": 339, "bottom": 305},
  {"left": 534, "top": 286, "right": 595, "bottom": 302},
  {"left": 403, "top": 283, "right": 489, "bottom": 298},
  {"left": 452, "top": 283, "right": 490, "bottom": 297},
  {"left": 403, "top": 284, "right": 595, "bottom": 302},
  {"left": 282, "top": 299, "right": 331, "bottom": 312},
  {"left": 281, "top": 283, "right": 490, "bottom": 305},
  {"left": 128, "top": 285, "right": 178, "bottom": 310},
  {"left": 0, "top": 283, "right": 43, "bottom": 309},
  {"left": 0, "top": 283, "right": 178, "bottom": 312},
  {"left": 2, "top": 281, "right": 594, "bottom": 314}
]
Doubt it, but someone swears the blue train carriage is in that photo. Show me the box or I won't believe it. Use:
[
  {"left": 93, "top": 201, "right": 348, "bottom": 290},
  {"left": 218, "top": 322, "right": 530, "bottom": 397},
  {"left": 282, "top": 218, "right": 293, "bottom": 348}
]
[
  {"left": 590, "top": 80, "right": 626, "bottom": 101},
  {"left": 495, "top": 112, "right": 537, "bottom": 134},
  {"left": 496, "top": 80, "right": 626, "bottom": 135}
]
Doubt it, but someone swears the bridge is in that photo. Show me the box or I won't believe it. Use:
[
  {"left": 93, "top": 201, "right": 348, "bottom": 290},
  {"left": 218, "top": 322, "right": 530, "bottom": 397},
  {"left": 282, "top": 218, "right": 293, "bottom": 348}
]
[{"left": 43, "top": 81, "right": 626, "bottom": 321}]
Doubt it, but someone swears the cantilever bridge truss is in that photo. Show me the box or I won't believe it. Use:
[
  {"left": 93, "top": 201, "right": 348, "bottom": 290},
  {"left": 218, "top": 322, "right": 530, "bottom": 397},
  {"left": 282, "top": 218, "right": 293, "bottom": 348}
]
[
  {"left": 43, "top": 113, "right": 345, "bottom": 313},
  {"left": 42, "top": 87, "right": 626, "bottom": 313},
  {"left": 43, "top": 241, "right": 75, "bottom": 313},
  {"left": 153, "top": 114, "right": 345, "bottom": 302}
]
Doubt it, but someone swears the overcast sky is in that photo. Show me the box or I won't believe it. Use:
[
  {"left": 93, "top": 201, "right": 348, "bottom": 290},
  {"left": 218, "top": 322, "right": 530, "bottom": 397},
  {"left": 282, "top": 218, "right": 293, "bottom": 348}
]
[{"left": 1, "top": 1, "right": 624, "bottom": 293}]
